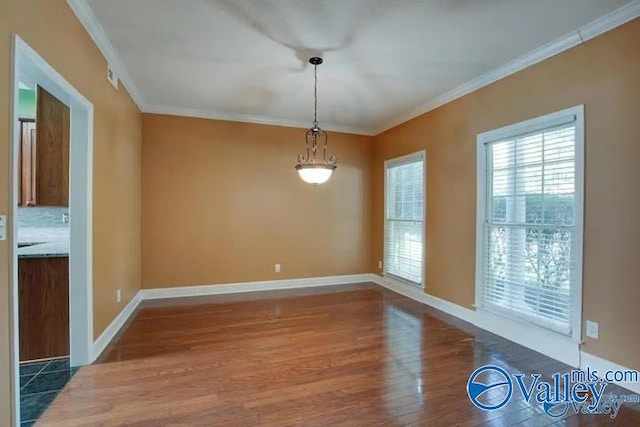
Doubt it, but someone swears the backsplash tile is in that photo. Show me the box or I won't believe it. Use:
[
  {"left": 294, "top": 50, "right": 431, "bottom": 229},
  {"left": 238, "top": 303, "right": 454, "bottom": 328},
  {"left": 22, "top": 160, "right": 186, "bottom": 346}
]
[{"left": 18, "top": 207, "right": 69, "bottom": 228}]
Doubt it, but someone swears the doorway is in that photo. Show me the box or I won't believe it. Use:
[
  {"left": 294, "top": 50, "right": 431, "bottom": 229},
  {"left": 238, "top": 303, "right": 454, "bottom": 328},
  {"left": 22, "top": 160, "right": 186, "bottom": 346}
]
[{"left": 10, "top": 35, "right": 94, "bottom": 426}]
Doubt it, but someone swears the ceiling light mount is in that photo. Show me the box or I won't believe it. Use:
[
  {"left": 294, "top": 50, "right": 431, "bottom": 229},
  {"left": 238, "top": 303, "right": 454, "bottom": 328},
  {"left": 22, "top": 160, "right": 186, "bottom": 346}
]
[{"left": 295, "top": 57, "right": 337, "bottom": 185}]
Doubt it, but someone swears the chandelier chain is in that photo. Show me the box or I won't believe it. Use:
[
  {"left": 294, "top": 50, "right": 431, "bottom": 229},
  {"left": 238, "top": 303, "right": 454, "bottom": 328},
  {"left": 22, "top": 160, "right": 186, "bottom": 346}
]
[{"left": 313, "top": 63, "right": 318, "bottom": 127}]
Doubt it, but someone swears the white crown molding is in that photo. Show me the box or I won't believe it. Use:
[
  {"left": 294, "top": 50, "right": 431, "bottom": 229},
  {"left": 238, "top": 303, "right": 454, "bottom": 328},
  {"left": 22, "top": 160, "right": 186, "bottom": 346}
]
[
  {"left": 66, "top": 0, "right": 145, "bottom": 110},
  {"left": 372, "top": 1, "right": 640, "bottom": 135},
  {"left": 144, "top": 103, "right": 374, "bottom": 136},
  {"left": 579, "top": 0, "right": 640, "bottom": 41},
  {"left": 67, "top": 1, "right": 372, "bottom": 135},
  {"left": 68, "top": 0, "right": 639, "bottom": 136}
]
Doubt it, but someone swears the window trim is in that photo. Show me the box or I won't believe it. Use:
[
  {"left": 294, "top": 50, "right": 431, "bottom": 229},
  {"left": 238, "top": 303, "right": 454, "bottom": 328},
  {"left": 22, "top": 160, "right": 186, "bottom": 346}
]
[
  {"left": 383, "top": 150, "right": 426, "bottom": 287},
  {"left": 475, "top": 105, "right": 585, "bottom": 341}
]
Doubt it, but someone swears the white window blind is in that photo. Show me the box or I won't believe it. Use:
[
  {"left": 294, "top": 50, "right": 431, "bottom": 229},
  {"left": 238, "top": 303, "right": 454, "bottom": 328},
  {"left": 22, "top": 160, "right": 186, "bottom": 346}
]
[
  {"left": 479, "top": 113, "right": 582, "bottom": 335},
  {"left": 384, "top": 153, "right": 424, "bottom": 285}
]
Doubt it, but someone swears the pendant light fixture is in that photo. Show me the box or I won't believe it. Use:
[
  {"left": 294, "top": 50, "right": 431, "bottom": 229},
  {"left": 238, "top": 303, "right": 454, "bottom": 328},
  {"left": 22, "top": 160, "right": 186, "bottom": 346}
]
[{"left": 295, "top": 57, "right": 337, "bottom": 185}]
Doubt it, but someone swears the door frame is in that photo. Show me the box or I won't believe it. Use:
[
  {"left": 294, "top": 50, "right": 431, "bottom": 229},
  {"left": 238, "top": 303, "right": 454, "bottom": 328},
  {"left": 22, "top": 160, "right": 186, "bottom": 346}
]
[{"left": 9, "top": 35, "right": 94, "bottom": 426}]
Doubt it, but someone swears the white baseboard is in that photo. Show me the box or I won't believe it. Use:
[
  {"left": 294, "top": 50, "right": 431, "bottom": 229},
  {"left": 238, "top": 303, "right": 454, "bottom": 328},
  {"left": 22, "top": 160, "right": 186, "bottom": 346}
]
[
  {"left": 373, "top": 274, "right": 476, "bottom": 323},
  {"left": 372, "top": 274, "right": 640, "bottom": 394},
  {"left": 580, "top": 351, "right": 640, "bottom": 394},
  {"left": 370, "top": 274, "right": 580, "bottom": 367},
  {"left": 90, "top": 273, "right": 639, "bottom": 396},
  {"left": 91, "top": 291, "right": 142, "bottom": 362},
  {"left": 139, "top": 273, "right": 373, "bottom": 300},
  {"left": 90, "top": 273, "right": 372, "bottom": 361},
  {"left": 474, "top": 309, "right": 580, "bottom": 367}
]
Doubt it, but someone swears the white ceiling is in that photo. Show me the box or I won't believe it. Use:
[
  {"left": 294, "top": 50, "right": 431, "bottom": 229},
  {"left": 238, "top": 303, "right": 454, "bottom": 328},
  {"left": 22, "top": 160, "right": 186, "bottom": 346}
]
[{"left": 79, "top": 0, "right": 637, "bottom": 135}]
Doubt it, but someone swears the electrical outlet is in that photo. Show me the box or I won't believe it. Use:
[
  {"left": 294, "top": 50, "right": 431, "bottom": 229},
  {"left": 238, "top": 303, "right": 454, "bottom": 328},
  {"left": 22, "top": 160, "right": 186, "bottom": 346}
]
[
  {"left": 275, "top": 264, "right": 281, "bottom": 273},
  {"left": 378, "top": 260, "right": 382, "bottom": 269},
  {"left": 586, "top": 320, "right": 599, "bottom": 339},
  {"left": 116, "top": 289, "right": 122, "bottom": 303},
  {"left": 0, "top": 215, "right": 5, "bottom": 240}
]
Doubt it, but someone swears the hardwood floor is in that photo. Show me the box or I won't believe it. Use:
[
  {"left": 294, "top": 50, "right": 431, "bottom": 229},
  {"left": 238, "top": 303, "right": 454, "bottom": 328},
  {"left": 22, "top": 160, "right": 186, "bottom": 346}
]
[{"left": 39, "top": 283, "right": 639, "bottom": 426}]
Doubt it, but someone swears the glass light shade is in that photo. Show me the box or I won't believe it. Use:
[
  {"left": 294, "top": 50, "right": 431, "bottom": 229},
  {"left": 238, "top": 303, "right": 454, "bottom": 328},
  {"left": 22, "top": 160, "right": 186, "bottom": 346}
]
[{"left": 296, "top": 164, "right": 336, "bottom": 184}]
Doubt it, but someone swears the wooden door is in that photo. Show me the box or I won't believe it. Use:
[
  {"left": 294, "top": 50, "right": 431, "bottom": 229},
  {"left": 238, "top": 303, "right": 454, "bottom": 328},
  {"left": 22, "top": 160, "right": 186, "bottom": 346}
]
[
  {"left": 19, "top": 119, "right": 37, "bottom": 206},
  {"left": 36, "top": 86, "right": 70, "bottom": 206}
]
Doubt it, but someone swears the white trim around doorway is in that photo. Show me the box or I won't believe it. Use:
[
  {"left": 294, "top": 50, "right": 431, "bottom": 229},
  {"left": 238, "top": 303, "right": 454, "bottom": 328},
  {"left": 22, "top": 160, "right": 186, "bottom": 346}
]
[{"left": 9, "top": 34, "right": 94, "bottom": 427}]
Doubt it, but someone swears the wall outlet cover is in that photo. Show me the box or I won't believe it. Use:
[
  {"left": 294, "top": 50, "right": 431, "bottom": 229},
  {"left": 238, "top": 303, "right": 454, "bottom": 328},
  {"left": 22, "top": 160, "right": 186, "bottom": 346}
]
[
  {"left": 586, "top": 320, "right": 599, "bottom": 339},
  {"left": 0, "top": 215, "right": 5, "bottom": 240}
]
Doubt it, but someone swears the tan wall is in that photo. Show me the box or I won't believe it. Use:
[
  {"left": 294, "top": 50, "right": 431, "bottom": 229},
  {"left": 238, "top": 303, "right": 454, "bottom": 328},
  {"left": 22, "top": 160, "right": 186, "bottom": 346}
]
[
  {"left": 142, "top": 114, "right": 372, "bottom": 288},
  {"left": 0, "top": 1, "right": 142, "bottom": 423},
  {"left": 372, "top": 18, "right": 640, "bottom": 370},
  {"left": 0, "top": 4, "right": 636, "bottom": 425}
]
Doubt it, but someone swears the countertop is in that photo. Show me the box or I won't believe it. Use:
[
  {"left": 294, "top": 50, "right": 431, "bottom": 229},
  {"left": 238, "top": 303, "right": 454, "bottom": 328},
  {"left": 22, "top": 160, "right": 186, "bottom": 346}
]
[{"left": 18, "top": 227, "right": 69, "bottom": 258}]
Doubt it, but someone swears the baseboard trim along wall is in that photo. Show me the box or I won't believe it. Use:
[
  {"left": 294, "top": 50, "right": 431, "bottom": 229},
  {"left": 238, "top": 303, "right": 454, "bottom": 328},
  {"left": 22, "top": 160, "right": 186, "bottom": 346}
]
[
  {"left": 92, "top": 291, "right": 143, "bottom": 361},
  {"left": 371, "top": 275, "right": 580, "bottom": 367},
  {"left": 372, "top": 275, "right": 477, "bottom": 324},
  {"left": 91, "top": 273, "right": 639, "bottom": 394},
  {"left": 139, "top": 273, "right": 373, "bottom": 300},
  {"left": 90, "top": 273, "right": 371, "bottom": 362},
  {"left": 580, "top": 351, "right": 640, "bottom": 394},
  {"left": 369, "top": 274, "right": 638, "bottom": 394}
]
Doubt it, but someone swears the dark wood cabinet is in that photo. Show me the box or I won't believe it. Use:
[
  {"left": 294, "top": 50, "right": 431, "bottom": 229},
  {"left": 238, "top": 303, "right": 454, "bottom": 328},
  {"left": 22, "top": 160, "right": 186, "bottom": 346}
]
[
  {"left": 17, "top": 86, "right": 70, "bottom": 207},
  {"left": 19, "top": 257, "right": 69, "bottom": 361},
  {"left": 35, "top": 86, "right": 70, "bottom": 207},
  {"left": 18, "top": 119, "right": 37, "bottom": 206}
]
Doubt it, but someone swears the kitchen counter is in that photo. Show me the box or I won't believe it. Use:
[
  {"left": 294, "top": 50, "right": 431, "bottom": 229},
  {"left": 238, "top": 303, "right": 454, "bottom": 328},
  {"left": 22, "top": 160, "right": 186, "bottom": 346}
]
[{"left": 18, "top": 227, "right": 69, "bottom": 258}]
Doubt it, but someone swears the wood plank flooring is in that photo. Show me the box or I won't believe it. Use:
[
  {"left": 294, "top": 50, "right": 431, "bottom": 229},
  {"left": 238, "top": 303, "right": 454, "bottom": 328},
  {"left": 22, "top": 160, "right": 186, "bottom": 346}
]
[{"left": 38, "top": 283, "right": 639, "bottom": 426}]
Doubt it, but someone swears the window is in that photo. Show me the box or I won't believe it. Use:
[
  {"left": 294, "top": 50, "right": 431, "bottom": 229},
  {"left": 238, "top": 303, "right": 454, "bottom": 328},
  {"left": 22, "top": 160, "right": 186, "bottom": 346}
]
[
  {"left": 476, "top": 106, "right": 584, "bottom": 337},
  {"left": 384, "top": 151, "right": 425, "bottom": 285}
]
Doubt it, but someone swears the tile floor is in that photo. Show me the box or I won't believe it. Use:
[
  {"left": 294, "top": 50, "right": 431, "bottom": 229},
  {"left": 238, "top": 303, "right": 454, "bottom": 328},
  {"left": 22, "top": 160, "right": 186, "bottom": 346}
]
[{"left": 19, "top": 357, "right": 79, "bottom": 426}]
